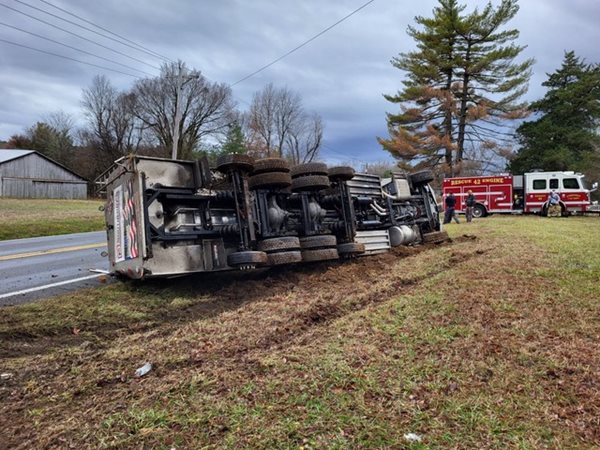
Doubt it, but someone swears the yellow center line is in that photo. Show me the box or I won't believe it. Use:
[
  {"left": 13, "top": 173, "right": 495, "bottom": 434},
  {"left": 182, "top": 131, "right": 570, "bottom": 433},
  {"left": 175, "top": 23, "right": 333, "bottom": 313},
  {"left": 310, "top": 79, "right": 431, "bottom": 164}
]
[{"left": 0, "top": 243, "right": 107, "bottom": 262}]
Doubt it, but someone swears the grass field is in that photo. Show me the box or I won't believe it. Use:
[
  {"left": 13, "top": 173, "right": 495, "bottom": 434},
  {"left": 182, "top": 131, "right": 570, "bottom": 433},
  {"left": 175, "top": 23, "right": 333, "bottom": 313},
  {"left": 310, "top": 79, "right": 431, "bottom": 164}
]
[
  {"left": 0, "top": 216, "right": 598, "bottom": 449},
  {"left": 0, "top": 198, "right": 105, "bottom": 240}
]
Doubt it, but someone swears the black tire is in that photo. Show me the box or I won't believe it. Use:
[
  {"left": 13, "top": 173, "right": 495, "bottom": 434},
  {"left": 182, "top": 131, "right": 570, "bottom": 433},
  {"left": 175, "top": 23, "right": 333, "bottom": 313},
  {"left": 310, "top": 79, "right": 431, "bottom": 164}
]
[
  {"left": 422, "top": 230, "right": 449, "bottom": 244},
  {"left": 337, "top": 242, "right": 366, "bottom": 255},
  {"left": 227, "top": 251, "right": 268, "bottom": 267},
  {"left": 472, "top": 204, "right": 486, "bottom": 218},
  {"left": 248, "top": 172, "right": 292, "bottom": 190},
  {"left": 328, "top": 166, "right": 355, "bottom": 181},
  {"left": 291, "top": 175, "right": 330, "bottom": 192},
  {"left": 257, "top": 236, "right": 301, "bottom": 252},
  {"left": 290, "top": 162, "right": 328, "bottom": 178},
  {"left": 252, "top": 158, "right": 290, "bottom": 174},
  {"left": 267, "top": 250, "right": 303, "bottom": 266},
  {"left": 300, "top": 235, "right": 337, "bottom": 249},
  {"left": 410, "top": 170, "right": 434, "bottom": 186},
  {"left": 216, "top": 154, "right": 254, "bottom": 173},
  {"left": 302, "top": 248, "right": 339, "bottom": 262}
]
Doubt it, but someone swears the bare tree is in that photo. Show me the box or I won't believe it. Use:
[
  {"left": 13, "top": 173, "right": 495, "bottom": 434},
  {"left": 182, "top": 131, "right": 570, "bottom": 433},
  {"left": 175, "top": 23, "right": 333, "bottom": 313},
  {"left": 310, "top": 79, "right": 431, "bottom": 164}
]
[
  {"left": 44, "top": 110, "right": 74, "bottom": 137},
  {"left": 248, "top": 83, "right": 323, "bottom": 162},
  {"left": 361, "top": 161, "right": 397, "bottom": 177},
  {"left": 81, "top": 75, "right": 145, "bottom": 162},
  {"left": 132, "top": 61, "right": 235, "bottom": 159},
  {"left": 285, "top": 113, "right": 323, "bottom": 164}
]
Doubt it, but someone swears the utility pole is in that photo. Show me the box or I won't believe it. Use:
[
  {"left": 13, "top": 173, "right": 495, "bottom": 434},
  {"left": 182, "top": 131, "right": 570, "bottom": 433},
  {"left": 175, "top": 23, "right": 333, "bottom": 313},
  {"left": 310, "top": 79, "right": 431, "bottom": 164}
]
[{"left": 171, "top": 64, "right": 199, "bottom": 159}]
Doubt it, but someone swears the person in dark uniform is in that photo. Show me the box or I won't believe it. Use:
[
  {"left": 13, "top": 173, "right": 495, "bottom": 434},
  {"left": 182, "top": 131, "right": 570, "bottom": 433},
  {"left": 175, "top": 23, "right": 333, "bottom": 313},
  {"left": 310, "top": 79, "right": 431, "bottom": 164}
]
[
  {"left": 465, "top": 190, "right": 476, "bottom": 222},
  {"left": 444, "top": 192, "right": 459, "bottom": 224}
]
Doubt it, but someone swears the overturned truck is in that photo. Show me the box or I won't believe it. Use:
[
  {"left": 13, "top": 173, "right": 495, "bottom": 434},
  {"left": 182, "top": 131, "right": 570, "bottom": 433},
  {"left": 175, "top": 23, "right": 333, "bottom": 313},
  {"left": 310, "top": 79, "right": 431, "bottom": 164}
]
[{"left": 99, "top": 155, "right": 443, "bottom": 279}]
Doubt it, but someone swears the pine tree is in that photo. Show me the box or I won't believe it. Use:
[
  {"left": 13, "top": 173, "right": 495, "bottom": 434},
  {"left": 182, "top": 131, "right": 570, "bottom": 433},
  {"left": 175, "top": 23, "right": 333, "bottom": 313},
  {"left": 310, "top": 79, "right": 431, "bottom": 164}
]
[
  {"left": 379, "top": 0, "right": 533, "bottom": 177},
  {"left": 221, "top": 122, "right": 247, "bottom": 155},
  {"left": 509, "top": 51, "right": 600, "bottom": 173}
]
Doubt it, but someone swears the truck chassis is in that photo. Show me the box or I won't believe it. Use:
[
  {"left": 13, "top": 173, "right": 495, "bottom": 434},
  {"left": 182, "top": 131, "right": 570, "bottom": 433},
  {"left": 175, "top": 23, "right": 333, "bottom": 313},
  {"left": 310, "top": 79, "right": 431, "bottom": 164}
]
[{"left": 99, "top": 155, "right": 442, "bottom": 279}]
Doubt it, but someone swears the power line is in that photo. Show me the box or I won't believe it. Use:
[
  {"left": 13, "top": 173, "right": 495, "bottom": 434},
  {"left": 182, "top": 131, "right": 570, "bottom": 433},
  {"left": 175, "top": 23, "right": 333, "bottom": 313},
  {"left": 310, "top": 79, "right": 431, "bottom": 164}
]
[
  {"left": 0, "top": 38, "right": 140, "bottom": 78},
  {"left": 0, "top": 21, "right": 154, "bottom": 77},
  {"left": 14, "top": 0, "right": 164, "bottom": 64},
  {"left": 0, "top": 2, "right": 160, "bottom": 71},
  {"left": 232, "top": 0, "right": 377, "bottom": 86},
  {"left": 38, "top": 0, "right": 173, "bottom": 63}
]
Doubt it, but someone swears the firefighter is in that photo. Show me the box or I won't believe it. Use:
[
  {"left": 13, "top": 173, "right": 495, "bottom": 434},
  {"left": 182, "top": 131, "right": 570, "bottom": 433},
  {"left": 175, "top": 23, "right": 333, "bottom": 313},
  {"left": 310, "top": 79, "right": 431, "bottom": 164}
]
[
  {"left": 548, "top": 190, "right": 561, "bottom": 217},
  {"left": 465, "top": 190, "right": 476, "bottom": 222},
  {"left": 444, "top": 192, "right": 460, "bottom": 224}
]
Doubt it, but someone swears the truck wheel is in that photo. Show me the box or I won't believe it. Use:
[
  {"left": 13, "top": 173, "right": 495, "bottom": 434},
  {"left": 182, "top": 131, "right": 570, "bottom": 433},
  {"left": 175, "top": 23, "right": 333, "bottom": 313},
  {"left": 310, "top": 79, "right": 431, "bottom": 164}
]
[
  {"left": 267, "top": 250, "right": 303, "bottom": 266},
  {"left": 472, "top": 204, "right": 487, "bottom": 218},
  {"left": 252, "top": 158, "right": 290, "bottom": 174},
  {"left": 337, "top": 242, "right": 366, "bottom": 257},
  {"left": 422, "top": 230, "right": 449, "bottom": 244},
  {"left": 328, "top": 166, "right": 355, "bottom": 181},
  {"left": 300, "top": 235, "right": 337, "bottom": 249},
  {"left": 227, "top": 251, "right": 268, "bottom": 267},
  {"left": 248, "top": 172, "right": 292, "bottom": 190},
  {"left": 216, "top": 154, "right": 254, "bottom": 173},
  {"left": 410, "top": 170, "right": 434, "bottom": 186},
  {"left": 257, "top": 236, "right": 301, "bottom": 252},
  {"left": 291, "top": 175, "right": 330, "bottom": 192},
  {"left": 290, "top": 162, "right": 328, "bottom": 178},
  {"left": 301, "top": 248, "right": 339, "bottom": 262}
]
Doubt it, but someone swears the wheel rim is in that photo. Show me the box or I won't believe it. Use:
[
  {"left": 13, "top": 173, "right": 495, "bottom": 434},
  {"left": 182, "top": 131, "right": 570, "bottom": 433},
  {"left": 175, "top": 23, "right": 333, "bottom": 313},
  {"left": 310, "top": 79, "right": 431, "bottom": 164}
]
[{"left": 473, "top": 206, "right": 484, "bottom": 218}]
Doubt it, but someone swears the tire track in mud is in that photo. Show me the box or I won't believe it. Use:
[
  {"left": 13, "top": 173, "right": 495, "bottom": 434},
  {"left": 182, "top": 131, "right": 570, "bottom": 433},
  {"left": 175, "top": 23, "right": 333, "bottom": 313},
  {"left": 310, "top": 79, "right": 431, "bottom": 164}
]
[{"left": 175, "top": 237, "right": 494, "bottom": 373}]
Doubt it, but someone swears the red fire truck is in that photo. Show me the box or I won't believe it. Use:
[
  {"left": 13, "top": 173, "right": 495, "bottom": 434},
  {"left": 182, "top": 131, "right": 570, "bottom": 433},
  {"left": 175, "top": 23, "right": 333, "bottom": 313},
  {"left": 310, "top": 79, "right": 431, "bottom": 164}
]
[{"left": 442, "top": 171, "right": 597, "bottom": 218}]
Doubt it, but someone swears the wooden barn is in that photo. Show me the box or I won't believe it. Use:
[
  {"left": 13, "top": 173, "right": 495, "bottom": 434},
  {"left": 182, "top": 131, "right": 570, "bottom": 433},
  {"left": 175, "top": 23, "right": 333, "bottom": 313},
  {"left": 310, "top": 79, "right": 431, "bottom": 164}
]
[{"left": 0, "top": 149, "right": 87, "bottom": 199}]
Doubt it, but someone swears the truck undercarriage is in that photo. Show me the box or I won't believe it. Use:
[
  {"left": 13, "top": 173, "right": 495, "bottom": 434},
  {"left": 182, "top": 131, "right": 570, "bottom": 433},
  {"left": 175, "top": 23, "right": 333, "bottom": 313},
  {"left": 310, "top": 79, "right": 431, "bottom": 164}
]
[{"left": 99, "top": 155, "right": 442, "bottom": 279}]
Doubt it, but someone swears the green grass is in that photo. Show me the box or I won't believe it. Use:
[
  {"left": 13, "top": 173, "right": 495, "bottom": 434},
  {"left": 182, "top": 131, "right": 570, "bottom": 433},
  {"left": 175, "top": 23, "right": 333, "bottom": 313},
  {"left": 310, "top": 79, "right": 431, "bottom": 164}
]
[
  {"left": 1, "top": 215, "right": 599, "bottom": 449},
  {"left": 0, "top": 198, "right": 104, "bottom": 240}
]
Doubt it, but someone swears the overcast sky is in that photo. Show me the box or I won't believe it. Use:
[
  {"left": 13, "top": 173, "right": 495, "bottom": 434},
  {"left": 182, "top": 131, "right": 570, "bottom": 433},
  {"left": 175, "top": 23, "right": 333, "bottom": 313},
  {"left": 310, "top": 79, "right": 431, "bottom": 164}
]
[{"left": 1, "top": 0, "right": 599, "bottom": 166}]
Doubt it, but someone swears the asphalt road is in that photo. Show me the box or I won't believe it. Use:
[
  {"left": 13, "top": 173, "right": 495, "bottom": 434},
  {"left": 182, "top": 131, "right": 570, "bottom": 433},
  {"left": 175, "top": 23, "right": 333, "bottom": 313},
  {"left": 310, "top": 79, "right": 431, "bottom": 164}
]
[{"left": 0, "top": 231, "right": 109, "bottom": 306}]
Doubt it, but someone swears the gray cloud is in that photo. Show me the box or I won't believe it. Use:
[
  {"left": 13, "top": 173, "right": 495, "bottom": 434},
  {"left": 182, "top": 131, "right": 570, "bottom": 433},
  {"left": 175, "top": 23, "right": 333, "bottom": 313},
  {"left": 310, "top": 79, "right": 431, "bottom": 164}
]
[{"left": 1, "top": 0, "right": 599, "bottom": 165}]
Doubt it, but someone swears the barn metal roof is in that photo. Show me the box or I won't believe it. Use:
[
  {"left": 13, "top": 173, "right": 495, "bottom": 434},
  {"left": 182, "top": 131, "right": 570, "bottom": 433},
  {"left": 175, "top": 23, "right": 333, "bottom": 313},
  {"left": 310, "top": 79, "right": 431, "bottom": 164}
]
[
  {"left": 0, "top": 149, "right": 35, "bottom": 164},
  {"left": 0, "top": 149, "right": 87, "bottom": 181}
]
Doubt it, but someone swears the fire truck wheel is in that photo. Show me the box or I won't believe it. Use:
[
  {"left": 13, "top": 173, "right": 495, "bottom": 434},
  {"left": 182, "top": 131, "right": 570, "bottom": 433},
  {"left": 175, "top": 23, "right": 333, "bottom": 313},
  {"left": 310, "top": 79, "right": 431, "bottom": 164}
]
[
  {"left": 291, "top": 175, "right": 331, "bottom": 192},
  {"left": 290, "top": 162, "right": 329, "bottom": 178},
  {"left": 472, "top": 204, "right": 487, "bottom": 218},
  {"left": 216, "top": 154, "right": 255, "bottom": 173},
  {"left": 337, "top": 242, "right": 366, "bottom": 257},
  {"left": 410, "top": 170, "right": 434, "bottom": 186},
  {"left": 257, "top": 236, "right": 301, "bottom": 252},
  {"left": 328, "top": 166, "right": 355, "bottom": 181},
  {"left": 248, "top": 172, "right": 292, "bottom": 190},
  {"left": 299, "top": 235, "right": 337, "bottom": 249},
  {"left": 267, "top": 250, "right": 303, "bottom": 266},
  {"left": 252, "top": 158, "right": 290, "bottom": 174},
  {"left": 227, "top": 251, "right": 268, "bottom": 267},
  {"left": 301, "top": 248, "right": 339, "bottom": 262}
]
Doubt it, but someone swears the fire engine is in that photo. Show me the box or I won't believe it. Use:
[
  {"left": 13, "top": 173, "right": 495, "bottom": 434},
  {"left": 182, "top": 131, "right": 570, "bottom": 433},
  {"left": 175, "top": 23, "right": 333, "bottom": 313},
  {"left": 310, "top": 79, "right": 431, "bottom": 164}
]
[{"left": 442, "top": 171, "right": 597, "bottom": 218}]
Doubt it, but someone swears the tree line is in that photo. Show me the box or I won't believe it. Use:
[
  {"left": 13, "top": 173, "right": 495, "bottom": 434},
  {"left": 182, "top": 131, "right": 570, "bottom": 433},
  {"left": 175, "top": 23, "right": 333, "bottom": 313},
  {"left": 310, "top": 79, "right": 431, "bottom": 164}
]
[
  {"left": 5, "top": 61, "right": 323, "bottom": 187},
  {"left": 380, "top": 0, "right": 599, "bottom": 184},
  {"left": 5, "top": 0, "right": 599, "bottom": 189}
]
